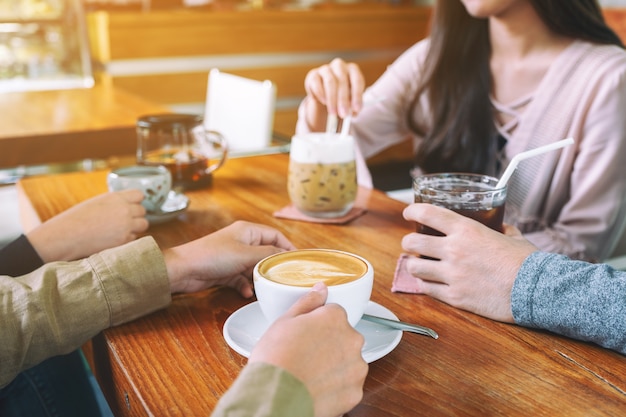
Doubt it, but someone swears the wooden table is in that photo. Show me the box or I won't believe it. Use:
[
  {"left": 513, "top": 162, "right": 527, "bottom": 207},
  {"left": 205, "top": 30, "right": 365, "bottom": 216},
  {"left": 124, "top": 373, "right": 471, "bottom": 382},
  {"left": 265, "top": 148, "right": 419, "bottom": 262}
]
[
  {"left": 0, "top": 84, "right": 169, "bottom": 169},
  {"left": 17, "top": 154, "right": 626, "bottom": 416}
]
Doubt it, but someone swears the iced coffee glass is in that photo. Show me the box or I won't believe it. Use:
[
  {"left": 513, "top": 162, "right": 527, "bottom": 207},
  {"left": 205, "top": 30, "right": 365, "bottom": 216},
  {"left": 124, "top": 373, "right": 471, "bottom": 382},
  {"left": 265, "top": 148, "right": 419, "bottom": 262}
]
[
  {"left": 288, "top": 132, "right": 357, "bottom": 218},
  {"left": 413, "top": 173, "right": 507, "bottom": 235}
]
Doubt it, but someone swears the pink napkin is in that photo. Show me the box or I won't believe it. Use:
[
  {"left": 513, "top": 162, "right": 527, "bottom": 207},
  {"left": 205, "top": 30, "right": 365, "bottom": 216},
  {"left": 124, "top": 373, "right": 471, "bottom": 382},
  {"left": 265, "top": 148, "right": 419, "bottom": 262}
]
[
  {"left": 274, "top": 186, "right": 371, "bottom": 225},
  {"left": 391, "top": 253, "right": 422, "bottom": 293},
  {"left": 273, "top": 204, "right": 367, "bottom": 225}
]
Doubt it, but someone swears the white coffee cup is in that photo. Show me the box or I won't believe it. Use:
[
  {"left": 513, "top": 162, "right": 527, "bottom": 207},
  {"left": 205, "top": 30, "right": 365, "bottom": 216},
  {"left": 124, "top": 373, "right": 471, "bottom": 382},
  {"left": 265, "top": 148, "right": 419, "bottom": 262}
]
[
  {"left": 288, "top": 132, "right": 357, "bottom": 218},
  {"left": 107, "top": 165, "right": 172, "bottom": 213},
  {"left": 253, "top": 249, "right": 373, "bottom": 327}
]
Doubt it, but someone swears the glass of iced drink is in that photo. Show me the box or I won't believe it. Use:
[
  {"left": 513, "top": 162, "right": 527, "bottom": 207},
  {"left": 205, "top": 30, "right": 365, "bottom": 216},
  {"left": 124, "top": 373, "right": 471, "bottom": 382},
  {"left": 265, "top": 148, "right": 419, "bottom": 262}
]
[
  {"left": 288, "top": 132, "right": 357, "bottom": 218},
  {"left": 413, "top": 173, "right": 507, "bottom": 236}
]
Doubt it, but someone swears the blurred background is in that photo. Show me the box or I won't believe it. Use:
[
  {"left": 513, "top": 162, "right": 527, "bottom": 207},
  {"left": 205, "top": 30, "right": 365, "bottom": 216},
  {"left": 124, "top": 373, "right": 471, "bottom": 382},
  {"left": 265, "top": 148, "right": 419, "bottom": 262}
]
[{"left": 2, "top": 0, "right": 626, "bottom": 247}]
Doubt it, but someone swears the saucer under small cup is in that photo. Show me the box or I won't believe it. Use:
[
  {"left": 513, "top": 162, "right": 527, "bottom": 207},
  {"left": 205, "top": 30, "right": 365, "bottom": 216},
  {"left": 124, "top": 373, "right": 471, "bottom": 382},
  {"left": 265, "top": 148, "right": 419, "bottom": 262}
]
[
  {"left": 146, "top": 191, "right": 189, "bottom": 225},
  {"left": 223, "top": 301, "right": 403, "bottom": 363}
]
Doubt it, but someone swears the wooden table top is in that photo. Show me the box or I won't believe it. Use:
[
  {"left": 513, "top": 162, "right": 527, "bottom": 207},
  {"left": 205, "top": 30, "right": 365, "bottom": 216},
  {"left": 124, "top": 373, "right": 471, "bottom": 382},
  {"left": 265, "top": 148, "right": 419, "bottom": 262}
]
[
  {"left": 0, "top": 84, "right": 169, "bottom": 168},
  {"left": 17, "top": 154, "right": 626, "bottom": 416}
]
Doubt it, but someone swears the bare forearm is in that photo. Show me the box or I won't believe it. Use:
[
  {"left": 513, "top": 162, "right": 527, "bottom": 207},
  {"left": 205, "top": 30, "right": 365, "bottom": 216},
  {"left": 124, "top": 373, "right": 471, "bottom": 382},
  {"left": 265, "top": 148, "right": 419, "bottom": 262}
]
[{"left": 26, "top": 226, "right": 77, "bottom": 263}]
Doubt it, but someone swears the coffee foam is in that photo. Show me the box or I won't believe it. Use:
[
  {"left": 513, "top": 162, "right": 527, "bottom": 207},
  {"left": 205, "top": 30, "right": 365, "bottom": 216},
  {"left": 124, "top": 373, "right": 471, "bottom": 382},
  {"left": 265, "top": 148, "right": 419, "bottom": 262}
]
[
  {"left": 259, "top": 250, "right": 367, "bottom": 287},
  {"left": 289, "top": 133, "right": 355, "bottom": 164}
]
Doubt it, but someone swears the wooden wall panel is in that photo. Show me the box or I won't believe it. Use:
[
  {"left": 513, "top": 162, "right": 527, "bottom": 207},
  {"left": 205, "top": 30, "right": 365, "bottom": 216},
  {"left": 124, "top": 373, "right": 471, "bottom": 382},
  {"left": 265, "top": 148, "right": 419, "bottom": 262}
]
[
  {"left": 273, "top": 109, "right": 299, "bottom": 138},
  {"left": 604, "top": 8, "right": 626, "bottom": 44},
  {"left": 87, "top": 5, "right": 430, "bottom": 139},
  {"left": 111, "top": 73, "right": 209, "bottom": 105},
  {"left": 87, "top": 4, "right": 431, "bottom": 152},
  {"left": 90, "top": 6, "right": 430, "bottom": 59},
  {"left": 107, "top": 57, "right": 396, "bottom": 105}
]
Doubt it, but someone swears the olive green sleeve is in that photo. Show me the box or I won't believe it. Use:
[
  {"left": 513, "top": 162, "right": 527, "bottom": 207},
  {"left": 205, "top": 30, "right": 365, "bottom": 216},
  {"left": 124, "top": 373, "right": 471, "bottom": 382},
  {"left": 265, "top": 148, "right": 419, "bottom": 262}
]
[
  {"left": 1, "top": 236, "right": 171, "bottom": 387},
  {"left": 211, "top": 362, "right": 314, "bottom": 417}
]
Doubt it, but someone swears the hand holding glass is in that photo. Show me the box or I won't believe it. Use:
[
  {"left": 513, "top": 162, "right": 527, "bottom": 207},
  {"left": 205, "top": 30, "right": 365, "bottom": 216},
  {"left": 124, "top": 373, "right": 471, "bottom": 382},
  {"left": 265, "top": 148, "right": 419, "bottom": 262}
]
[{"left": 413, "top": 173, "right": 507, "bottom": 236}]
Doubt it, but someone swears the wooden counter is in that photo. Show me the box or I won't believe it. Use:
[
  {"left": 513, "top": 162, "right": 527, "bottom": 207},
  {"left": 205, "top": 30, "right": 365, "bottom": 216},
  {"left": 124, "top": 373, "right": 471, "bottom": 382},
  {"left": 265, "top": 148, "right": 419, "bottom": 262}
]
[
  {"left": 0, "top": 84, "right": 168, "bottom": 168},
  {"left": 17, "top": 153, "right": 626, "bottom": 416}
]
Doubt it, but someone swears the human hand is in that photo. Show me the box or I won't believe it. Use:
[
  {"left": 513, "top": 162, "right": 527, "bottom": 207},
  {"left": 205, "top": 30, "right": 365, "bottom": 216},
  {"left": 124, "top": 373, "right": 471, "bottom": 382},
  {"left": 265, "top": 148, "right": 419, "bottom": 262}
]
[
  {"left": 250, "top": 282, "right": 367, "bottom": 417},
  {"left": 401, "top": 204, "right": 537, "bottom": 322},
  {"left": 164, "top": 221, "right": 296, "bottom": 297},
  {"left": 304, "top": 58, "right": 365, "bottom": 127},
  {"left": 27, "top": 189, "right": 148, "bottom": 262}
]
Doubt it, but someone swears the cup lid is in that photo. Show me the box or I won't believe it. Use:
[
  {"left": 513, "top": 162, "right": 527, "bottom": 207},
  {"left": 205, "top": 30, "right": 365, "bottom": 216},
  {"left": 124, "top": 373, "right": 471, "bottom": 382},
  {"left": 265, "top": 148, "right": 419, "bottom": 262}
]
[{"left": 137, "top": 113, "right": 202, "bottom": 128}]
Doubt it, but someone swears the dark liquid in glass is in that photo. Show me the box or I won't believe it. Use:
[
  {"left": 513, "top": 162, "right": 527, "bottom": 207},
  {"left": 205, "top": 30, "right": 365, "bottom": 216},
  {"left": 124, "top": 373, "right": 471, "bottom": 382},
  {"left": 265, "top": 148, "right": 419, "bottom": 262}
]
[
  {"left": 416, "top": 204, "right": 506, "bottom": 236},
  {"left": 415, "top": 204, "right": 505, "bottom": 260},
  {"left": 414, "top": 176, "right": 507, "bottom": 259},
  {"left": 142, "top": 149, "right": 211, "bottom": 190}
]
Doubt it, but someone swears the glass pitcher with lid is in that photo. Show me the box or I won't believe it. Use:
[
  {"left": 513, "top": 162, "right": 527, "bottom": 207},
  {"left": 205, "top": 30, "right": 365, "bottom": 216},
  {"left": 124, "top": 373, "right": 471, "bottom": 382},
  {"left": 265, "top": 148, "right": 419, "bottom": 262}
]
[{"left": 136, "top": 113, "right": 228, "bottom": 190}]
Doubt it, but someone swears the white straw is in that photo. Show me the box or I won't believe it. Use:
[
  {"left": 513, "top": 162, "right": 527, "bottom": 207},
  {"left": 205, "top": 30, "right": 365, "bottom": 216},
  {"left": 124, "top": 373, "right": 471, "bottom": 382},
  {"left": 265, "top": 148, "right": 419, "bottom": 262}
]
[
  {"left": 339, "top": 95, "right": 385, "bottom": 137},
  {"left": 340, "top": 115, "right": 352, "bottom": 137},
  {"left": 326, "top": 96, "right": 385, "bottom": 136},
  {"left": 496, "top": 137, "right": 575, "bottom": 189},
  {"left": 325, "top": 114, "right": 338, "bottom": 134},
  {"left": 327, "top": 95, "right": 386, "bottom": 137}
]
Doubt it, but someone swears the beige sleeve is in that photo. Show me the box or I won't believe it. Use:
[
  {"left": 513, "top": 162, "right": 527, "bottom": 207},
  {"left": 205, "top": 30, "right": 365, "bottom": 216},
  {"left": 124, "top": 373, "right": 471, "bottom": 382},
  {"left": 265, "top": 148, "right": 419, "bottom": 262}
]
[
  {"left": 0, "top": 236, "right": 171, "bottom": 387},
  {"left": 211, "top": 362, "right": 314, "bottom": 417}
]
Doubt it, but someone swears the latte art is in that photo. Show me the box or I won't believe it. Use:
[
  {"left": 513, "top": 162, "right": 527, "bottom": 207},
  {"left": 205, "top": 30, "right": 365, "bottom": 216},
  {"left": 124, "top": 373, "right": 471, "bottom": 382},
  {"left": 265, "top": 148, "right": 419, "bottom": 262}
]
[
  {"left": 259, "top": 250, "right": 367, "bottom": 287},
  {"left": 254, "top": 249, "right": 374, "bottom": 326}
]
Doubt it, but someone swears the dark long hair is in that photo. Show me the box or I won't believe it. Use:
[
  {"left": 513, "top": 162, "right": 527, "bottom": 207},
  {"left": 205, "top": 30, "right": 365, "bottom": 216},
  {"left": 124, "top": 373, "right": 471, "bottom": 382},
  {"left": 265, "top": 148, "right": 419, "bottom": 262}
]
[{"left": 410, "top": 0, "right": 623, "bottom": 175}]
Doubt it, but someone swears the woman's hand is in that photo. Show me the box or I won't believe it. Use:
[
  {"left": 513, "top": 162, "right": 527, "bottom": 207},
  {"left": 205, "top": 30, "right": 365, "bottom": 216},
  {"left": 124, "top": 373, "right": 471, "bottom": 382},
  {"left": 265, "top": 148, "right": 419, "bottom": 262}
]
[{"left": 303, "top": 58, "right": 366, "bottom": 130}]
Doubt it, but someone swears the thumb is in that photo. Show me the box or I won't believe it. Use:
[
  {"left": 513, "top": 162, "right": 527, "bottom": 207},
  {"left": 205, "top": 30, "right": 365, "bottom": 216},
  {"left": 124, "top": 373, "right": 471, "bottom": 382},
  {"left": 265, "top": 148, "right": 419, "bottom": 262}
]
[{"left": 283, "top": 282, "right": 328, "bottom": 318}]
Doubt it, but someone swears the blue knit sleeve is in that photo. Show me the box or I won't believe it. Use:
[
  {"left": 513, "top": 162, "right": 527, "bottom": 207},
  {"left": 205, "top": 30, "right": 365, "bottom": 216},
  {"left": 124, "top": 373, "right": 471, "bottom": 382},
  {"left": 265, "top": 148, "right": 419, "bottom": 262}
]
[{"left": 512, "top": 251, "right": 626, "bottom": 354}]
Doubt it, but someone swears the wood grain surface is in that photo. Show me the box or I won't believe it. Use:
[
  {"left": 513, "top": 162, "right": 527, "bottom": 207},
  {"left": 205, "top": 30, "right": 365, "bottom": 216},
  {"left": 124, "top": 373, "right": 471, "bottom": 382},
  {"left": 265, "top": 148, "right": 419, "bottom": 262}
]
[
  {"left": 17, "top": 153, "right": 626, "bottom": 416},
  {"left": 0, "top": 85, "right": 168, "bottom": 168}
]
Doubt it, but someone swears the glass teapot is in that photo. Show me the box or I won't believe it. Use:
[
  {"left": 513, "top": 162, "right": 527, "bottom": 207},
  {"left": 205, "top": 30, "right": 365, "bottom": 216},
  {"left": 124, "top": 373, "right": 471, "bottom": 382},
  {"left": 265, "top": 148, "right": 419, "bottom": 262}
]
[{"left": 136, "top": 113, "right": 228, "bottom": 190}]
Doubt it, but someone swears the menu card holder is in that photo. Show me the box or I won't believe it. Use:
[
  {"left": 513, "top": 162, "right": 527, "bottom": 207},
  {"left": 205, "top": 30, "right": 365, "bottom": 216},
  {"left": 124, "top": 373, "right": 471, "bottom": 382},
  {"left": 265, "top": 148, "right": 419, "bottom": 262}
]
[{"left": 204, "top": 69, "right": 276, "bottom": 153}]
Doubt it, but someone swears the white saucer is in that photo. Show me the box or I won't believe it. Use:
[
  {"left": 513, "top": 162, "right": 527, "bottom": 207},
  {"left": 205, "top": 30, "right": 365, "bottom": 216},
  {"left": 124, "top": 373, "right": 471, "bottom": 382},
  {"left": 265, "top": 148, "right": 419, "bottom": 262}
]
[
  {"left": 146, "top": 191, "right": 189, "bottom": 225},
  {"left": 223, "top": 301, "right": 402, "bottom": 363}
]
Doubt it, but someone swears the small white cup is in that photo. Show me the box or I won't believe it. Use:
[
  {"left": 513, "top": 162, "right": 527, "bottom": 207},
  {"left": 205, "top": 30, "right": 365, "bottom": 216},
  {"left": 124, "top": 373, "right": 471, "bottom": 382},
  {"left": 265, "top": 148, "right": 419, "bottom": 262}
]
[
  {"left": 107, "top": 165, "right": 172, "bottom": 213},
  {"left": 253, "top": 249, "right": 373, "bottom": 327}
]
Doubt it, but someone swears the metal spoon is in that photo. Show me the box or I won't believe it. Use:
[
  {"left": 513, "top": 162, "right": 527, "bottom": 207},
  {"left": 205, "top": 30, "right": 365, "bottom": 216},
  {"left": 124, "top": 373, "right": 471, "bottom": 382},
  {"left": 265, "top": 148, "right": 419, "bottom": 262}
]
[{"left": 362, "top": 314, "right": 439, "bottom": 339}]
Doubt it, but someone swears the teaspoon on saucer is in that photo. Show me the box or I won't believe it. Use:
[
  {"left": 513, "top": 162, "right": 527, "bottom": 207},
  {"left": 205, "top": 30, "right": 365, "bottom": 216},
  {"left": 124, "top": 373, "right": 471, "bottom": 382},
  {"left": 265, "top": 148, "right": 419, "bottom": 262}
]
[{"left": 362, "top": 314, "right": 439, "bottom": 339}]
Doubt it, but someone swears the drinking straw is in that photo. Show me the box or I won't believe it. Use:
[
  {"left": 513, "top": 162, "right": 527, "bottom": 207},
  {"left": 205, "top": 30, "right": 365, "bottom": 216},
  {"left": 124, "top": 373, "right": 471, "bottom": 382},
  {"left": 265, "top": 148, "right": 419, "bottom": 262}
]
[
  {"left": 496, "top": 137, "right": 575, "bottom": 189},
  {"left": 340, "top": 95, "right": 385, "bottom": 138},
  {"left": 340, "top": 114, "right": 352, "bottom": 137},
  {"left": 326, "top": 114, "right": 338, "bottom": 135}
]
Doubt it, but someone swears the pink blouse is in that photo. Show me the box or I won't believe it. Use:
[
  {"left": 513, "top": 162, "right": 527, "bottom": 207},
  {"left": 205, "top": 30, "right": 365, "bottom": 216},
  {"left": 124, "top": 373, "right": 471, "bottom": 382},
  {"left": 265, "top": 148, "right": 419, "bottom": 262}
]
[{"left": 297, "top": 39, "right": 626, "bottom": 261}]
